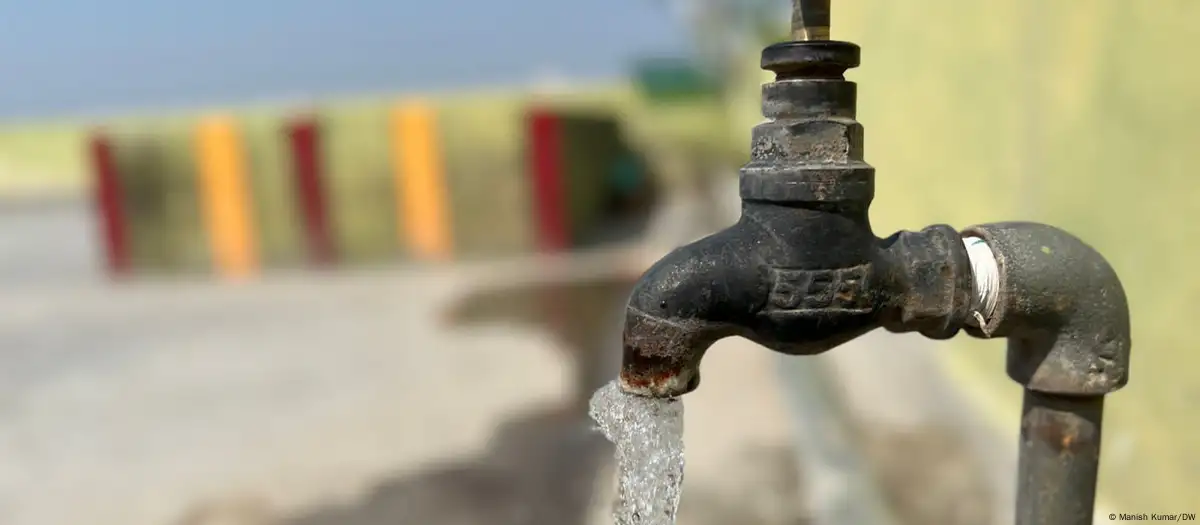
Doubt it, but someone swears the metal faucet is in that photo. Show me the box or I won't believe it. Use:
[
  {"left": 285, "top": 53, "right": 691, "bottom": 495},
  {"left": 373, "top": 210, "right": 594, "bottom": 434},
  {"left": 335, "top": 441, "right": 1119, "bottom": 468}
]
[{"left": 617, "top": 1, "right": 1132, "bottom": 524}]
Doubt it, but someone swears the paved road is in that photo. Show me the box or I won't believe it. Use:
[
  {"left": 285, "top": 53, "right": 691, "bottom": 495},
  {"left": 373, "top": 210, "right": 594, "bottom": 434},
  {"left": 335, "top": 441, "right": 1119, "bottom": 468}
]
[
  {"left": 0, "top": 194, "right": 1012, "bottom": 525},
  {"left": 0, "top": 198, "right": 101, "bottom": 289},
  {"left": 0, "top": 201, "right": 806, "bottom": 525}
]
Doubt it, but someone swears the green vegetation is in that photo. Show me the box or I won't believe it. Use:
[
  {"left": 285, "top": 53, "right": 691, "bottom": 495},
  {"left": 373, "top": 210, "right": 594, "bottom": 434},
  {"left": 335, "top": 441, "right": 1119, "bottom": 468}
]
[{"left": 0, "top": 120, "right": 86, "bottom": 194}]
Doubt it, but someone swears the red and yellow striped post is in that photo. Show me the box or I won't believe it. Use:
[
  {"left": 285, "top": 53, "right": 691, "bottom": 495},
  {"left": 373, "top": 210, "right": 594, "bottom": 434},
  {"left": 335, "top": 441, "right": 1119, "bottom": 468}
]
[
  {"left": 194, "top": 115, "right": 259, "bottom": 280},
  {"left": 527, "top": 107, "right": 568, "bottom": 253},
  {"left": 88, "top": 129, "right": 132, "bottom": 277},
  {"left": 390, "top": 101, "right": 453, "bottom": 261},
  {"left": 286, "top": 115, "right": 337, "bottom": 267}
]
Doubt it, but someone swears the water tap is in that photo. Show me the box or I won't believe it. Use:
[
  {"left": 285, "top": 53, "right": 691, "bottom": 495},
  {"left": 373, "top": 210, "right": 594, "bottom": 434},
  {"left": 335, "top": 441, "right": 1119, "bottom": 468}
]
[
  {"left": 619, "top": 27, "right": 986, "bottom": 397},
  {"left": 618, "top": 2, "right": 1132, "bottom": 523}
]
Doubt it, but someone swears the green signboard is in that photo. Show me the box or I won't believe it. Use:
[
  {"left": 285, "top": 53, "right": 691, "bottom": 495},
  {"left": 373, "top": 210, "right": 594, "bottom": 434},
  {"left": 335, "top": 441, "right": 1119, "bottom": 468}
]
[{"left": 633, "top": 58, "right": 721, "bottom": 102}]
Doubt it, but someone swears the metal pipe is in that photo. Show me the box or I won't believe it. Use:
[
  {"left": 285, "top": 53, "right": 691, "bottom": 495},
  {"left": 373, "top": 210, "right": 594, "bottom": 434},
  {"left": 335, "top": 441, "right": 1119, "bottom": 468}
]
[
  {"left": 962, "top": 221, "right": 1129, "bottom": 525},
  {"left": 1016, "top": 392, "right": 1104, "bottom": 525}
]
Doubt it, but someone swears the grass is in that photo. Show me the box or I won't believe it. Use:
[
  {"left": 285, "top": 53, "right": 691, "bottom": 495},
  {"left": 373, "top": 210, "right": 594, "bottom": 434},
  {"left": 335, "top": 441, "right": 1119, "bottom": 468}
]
[{"left": 0, "top": 120, "right": 87, "bottom": 195}]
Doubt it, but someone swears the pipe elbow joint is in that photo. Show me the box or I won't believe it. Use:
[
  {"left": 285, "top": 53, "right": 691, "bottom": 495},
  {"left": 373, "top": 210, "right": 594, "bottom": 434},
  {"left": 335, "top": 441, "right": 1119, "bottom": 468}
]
[{"left": 962, "top": 222, "right": 1132, "bottom": 396}]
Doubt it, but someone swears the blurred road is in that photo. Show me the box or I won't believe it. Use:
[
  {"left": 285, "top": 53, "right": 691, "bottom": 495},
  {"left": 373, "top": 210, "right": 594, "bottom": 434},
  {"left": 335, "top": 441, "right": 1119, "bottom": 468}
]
[
  {"left": 0, "top": 199, "right": 806, "bottom": 525},
  {"left": 0, "top": 198, "right": 100, "bottom": 290},
  {"left": 0, "top": 190, "right": 1005, "bottom": 525}
]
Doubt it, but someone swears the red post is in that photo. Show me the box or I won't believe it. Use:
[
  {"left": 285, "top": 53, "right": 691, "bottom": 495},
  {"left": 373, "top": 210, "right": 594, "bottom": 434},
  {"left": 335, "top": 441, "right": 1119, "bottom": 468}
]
[
  {"left": 528, "top": 107, "right": 568, "bottom": 252},
  {"left": 286, "top": 116, "right": 337, "bottom": 266},
  {"left": 89, "top": 130, "right": 131, "bottom": 277}
]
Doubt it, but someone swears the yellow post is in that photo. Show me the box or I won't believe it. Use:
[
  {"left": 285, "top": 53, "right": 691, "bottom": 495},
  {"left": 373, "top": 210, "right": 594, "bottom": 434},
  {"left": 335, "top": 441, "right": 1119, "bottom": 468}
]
[
  {"left": 194, "top": 115, "right": 258, "bottom": 279},
  {"left": 390, "top": 101, "right": 453, "bottom": 261}
]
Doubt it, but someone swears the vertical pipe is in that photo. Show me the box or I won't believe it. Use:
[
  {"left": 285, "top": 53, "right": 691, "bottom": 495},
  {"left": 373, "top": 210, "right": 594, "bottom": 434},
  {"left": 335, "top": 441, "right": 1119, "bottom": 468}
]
[
  {"left": 528, "top": 107, "right": 568, "bottom": 252},
  {"left": 1015, "top": 391, "right": 1104, "bottom": 525},
  {"left": 195, "top": 115, "right": 259, "bottom": 280},
  {"left": 288, "top": 115, "right": 337, "bottom": 267},
  {"left": 89, "top": 130, "right": 131, "bottom": 277},
  {"left": 391, "top": 101, "right": 453, "bottom": 261}
]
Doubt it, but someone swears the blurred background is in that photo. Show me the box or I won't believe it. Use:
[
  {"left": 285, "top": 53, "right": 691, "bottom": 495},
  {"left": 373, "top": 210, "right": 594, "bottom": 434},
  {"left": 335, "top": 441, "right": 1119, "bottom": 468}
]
[{"left": 0, "top": 1, "right": 1195, "bottom": 524}]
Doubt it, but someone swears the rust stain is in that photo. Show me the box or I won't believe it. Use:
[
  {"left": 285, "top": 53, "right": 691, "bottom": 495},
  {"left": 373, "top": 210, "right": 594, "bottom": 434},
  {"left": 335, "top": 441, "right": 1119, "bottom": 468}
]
[
  {"left": 619, "top": 370, "right": 678, "bottom": 389},
  {"left": 1055, "top": 295, "right": 1072, "bottom": 312},
  {"left": 1026, "top": 407, "right": 1096, "bottom": 455}
]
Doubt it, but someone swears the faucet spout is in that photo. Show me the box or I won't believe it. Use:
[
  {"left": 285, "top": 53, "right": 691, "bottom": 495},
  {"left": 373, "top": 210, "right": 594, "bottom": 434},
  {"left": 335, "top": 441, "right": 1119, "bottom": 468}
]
[{"left": 618, "top": 227, "right": 755, "bottom": 397}]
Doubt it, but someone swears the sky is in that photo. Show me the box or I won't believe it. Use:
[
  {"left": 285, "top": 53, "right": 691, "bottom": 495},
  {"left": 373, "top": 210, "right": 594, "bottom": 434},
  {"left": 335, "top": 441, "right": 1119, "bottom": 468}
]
[{"left": 0, "top": 0, "right": 691, "bottom": 119}]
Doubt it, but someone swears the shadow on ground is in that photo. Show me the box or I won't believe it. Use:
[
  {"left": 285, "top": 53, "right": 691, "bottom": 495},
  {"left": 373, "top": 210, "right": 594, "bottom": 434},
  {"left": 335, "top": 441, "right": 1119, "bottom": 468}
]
[
  {"left": 175, "top": 274, "right": 811, "bottom": 525},
  {"left": 284, "top": 405, "right": 613, "bottom": 525},
  {"left": 173, "top": 272, "right": 991, "bottom": 525},
  {"left": 274, "top": 411, "right": 811, "bottom": 525}
]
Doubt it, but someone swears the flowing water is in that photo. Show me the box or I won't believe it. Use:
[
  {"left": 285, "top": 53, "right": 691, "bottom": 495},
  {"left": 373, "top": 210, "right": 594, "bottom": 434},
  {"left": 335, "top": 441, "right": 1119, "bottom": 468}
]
[{"left": 589, "top": 380, "right": 686, "bottom": 525}]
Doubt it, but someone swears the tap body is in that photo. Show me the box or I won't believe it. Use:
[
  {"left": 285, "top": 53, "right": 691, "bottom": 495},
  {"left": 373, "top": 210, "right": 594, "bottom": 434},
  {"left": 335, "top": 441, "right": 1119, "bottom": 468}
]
[
  {"left": 620, "top": 41, "right": 977, "bottom": 396},
  {"left": 617, "top": 29, "right": 1132, "bottom": 525}
]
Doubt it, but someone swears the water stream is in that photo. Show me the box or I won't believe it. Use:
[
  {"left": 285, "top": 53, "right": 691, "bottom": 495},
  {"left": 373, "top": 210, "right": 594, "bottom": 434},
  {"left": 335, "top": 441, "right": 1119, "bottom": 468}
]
[{"left": 589, "top": 380, "right": 686, "bottom": 525}]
